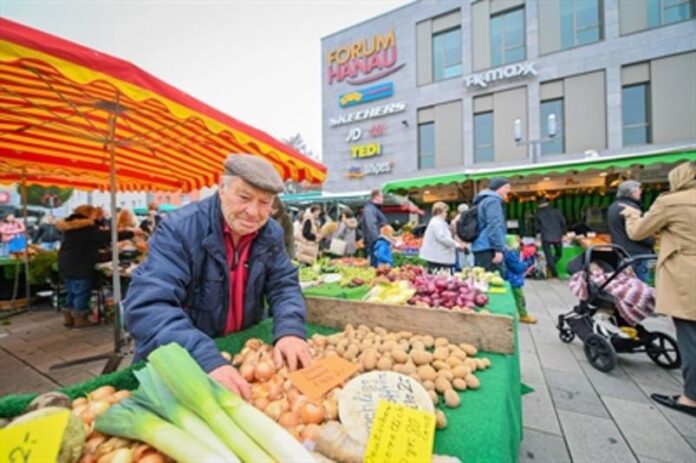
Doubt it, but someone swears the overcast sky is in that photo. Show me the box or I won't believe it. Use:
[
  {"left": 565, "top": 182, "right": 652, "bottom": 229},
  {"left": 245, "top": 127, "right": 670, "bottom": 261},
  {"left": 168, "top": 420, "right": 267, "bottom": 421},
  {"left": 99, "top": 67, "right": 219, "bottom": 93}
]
[{"left": 0, "top": 0, "right": 412, "bottom": 161}]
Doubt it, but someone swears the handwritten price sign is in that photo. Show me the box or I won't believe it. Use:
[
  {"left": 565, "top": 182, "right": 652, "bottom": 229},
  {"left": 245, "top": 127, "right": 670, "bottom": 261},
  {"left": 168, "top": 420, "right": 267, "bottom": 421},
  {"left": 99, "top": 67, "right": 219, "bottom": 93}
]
[
  {"left": 364, "top": 400, "right": 436, "bottom": 463},
  {"left": 0, "top": 408, "right": 70, "bottom": 463},
  {"left": 289, "top": 356, "right": 359, "bottom": 400}
]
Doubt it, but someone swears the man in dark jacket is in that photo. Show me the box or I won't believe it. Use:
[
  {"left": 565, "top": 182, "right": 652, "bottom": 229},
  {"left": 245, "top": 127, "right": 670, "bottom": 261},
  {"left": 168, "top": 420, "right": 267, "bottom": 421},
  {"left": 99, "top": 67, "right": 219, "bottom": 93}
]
[
  {"left": 471, "top": 178, "right": 510, "bottom": 273},
  {"left": 534, "top": 198, "right": 566, "bottom": 278},
  {"left": 359, "top": 189, "right": 388, "bottom": 265},
  {"left": 124, "top": 155, "right": 309, "bottom": 400},
  {"left": 607, "top": 180, "right": 654, "bottom": 282}
]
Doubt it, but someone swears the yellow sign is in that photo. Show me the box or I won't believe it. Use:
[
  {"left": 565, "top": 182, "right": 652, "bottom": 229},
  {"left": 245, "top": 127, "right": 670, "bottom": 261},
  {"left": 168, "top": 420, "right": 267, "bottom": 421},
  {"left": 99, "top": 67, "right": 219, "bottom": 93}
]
[
  {"left": 0, "top": 408, "right": 70, "bottom": 463},
  {"left": 364, "top": 400, "right": 436, "bottom": 463},
  {"left": 350, "top": 143, "right": 382, "bottom": 159},
  {"left": 289, "top": 356, "right": 359, "bottom": 400}
]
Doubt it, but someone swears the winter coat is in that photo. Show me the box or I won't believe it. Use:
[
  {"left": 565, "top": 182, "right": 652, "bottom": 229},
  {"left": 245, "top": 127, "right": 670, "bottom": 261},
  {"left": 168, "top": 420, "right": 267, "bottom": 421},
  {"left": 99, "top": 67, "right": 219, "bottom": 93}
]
[
  {"left": 503, "top": 249, "right": 533, "bottom": 289},
  {"left": 360, "top": 201, "right": 388, "bottom": 249},
  {"left": 471, "top": 190, "right": 506, "bottom": 253},
  {"left": 372, "top": 235, "right": 394, "bottom": 267},
  {"left": 56, "top": 215, "right": 133, "bottom": 279},
  {"left": 534, "top": 205, "right": 566, "bottom": 243},
  {"left": 607, "top": 197, "right": 654, "bottom": 256},
  {"left": 36, "top": 223, "right": 61, "bottom": 243},
  {"left": 419, "top": 215, "right": 457, "bottom": 265},
  {"left": 335, "top": 217, "right": 358, "bottom": 256},
  {"left": 623, "top": 188, "right": 696, "bottom": 321},
  {"left": 124, "top": 194, "right": 307, "bottom": 372}
]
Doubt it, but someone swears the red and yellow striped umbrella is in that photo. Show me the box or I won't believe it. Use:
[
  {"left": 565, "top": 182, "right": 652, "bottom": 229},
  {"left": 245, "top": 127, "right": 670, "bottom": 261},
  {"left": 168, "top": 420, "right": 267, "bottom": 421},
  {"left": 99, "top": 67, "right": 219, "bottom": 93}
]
[{"left": 0, "top": 18, "right": 326, "bottom": 192}]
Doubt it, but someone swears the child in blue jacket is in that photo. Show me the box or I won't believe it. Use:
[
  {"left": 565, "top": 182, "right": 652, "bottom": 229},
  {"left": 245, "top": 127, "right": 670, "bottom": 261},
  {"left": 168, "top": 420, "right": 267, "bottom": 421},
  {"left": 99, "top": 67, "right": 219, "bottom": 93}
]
[
  {"left": 372, "top": 225, "right": 395, "bottom": 267},
  {"left": 504, "top": 234, "right": 537, "bottom": 324}
]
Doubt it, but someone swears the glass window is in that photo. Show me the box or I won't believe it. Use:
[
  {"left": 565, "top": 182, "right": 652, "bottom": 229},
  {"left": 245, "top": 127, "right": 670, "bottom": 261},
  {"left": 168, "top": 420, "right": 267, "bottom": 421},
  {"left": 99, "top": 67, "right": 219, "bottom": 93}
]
[
  {"left": 418, "top": 122, "right": 435, "bottom": 169},
  {"left": 433, "top": 28, "right": 462, "bottom": 81},
  {"left": 474, "top": 112, "right": 494, "bottom": 163},
  {"left": 622, "top": 84, "right": 651, "bottom": 146},
  {"left": 540, "top": 99, "right": 565, "bottom": 155},
  {"left": 491, "top": 8, "right": 526, "bottom": 66},
  {"left": 561, "top": 0, "right": 601, "bottom": 49},
  {"left": 647, "top": 0, "right": 692, "bottom": 28}
]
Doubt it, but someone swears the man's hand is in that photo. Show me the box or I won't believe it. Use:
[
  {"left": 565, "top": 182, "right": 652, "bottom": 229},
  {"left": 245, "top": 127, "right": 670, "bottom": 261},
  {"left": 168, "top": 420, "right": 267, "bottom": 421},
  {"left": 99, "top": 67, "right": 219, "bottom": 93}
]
[
  {"left": 493, "top": 251, "right": 503, "bottom": 264},
  {"left": 274, "top": 335, "right": 312, "bottom": 371},
  {"left": 208, "top": 364, "right": 251, "bottom": 400}
]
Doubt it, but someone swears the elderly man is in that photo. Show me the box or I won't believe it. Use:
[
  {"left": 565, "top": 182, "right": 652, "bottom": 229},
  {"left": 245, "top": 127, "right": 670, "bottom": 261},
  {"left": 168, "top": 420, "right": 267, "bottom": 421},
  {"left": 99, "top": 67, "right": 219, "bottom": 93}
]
[
  {"left": 124, "top": 155, "right": 310, "bottom": 399},
  {"left": 360, "top": 189, "right": 388, "bottom": 266},
  {"left": 471, "top": 177, "right": 511, "bottom": 273},
  {"left": 607, "top": 180, "right": 655, "bottom": 283}
]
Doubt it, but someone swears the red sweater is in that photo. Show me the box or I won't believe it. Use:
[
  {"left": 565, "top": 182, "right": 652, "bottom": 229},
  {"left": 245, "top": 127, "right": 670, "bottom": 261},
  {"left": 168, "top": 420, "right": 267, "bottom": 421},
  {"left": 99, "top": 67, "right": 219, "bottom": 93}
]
[{"left": 222, "top": 221, "right": 257, "bottom": 335}]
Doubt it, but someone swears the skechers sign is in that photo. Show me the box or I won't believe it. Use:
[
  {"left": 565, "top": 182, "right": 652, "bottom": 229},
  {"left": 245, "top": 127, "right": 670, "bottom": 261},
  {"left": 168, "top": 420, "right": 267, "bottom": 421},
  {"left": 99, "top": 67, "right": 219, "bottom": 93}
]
[
  {"left": 327, "top": 30, "right": 405, "bottom": 86},
  {"left": 329, "top": 101, "right": 406, "bottom": 128},
  {"left": 339, "top": 82, "right": 394, "bottom": 108},
  {"left": 464, "top": 62, "right": 538, "bottom": 88}
]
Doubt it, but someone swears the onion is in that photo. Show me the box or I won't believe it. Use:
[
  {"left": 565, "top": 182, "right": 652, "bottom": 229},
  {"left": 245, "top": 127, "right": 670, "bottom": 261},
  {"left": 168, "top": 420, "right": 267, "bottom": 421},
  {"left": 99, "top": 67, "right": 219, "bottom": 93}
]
[
  {"left": 89, "top": 385, "right": 116, "bottom": 401},
  {"left": 300, "top": 423, "right": 322, "bottom": 442},
  {"left": 278, "top": 411, "right": 299, "bottom": 428},
  {"left": 138, "top": 453, "right": 166, "bottom": 463},
  {"left": 254, "top": 362, "right": 275, "bottom": 382},
  {"left": 72, "top": 397, "right": 88, "bottom": 408},
  {"left": 239, "top": 363, "right": 255, "bottom": 382},
  {"left": 299, "top": 402, "right": 324, "bottom": 425},
  {"left": 254, "top": 397, "right": 270, "bottom": 410}
]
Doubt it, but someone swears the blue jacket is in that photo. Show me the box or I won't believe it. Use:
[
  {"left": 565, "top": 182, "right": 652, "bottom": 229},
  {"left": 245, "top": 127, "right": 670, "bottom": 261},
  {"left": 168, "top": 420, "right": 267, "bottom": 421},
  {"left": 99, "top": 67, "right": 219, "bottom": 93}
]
[
  {"left": 360, "top": 201, "right": 388, "bottom": 248},
  {"left": 124, "top": 195, "right": 306, "bottom": 373},
  {"left": 503, "top": 249, "right": 533, "bottom": 289},
  {"left": 371, "top": 236, "right": 394, "bottom": 267},
  {"left": 471, "top": 190, "right": 507, "bottom": 253}
]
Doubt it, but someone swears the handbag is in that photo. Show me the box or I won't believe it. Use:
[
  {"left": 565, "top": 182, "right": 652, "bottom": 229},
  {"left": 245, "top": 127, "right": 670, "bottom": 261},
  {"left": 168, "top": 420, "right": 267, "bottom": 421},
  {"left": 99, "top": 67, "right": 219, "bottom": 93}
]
[
  {"left": 295, "top": 240, "right": 319, "bottom": 264},
  {"left": 329, "top": 237, "right": 347, "bottom": 256}
]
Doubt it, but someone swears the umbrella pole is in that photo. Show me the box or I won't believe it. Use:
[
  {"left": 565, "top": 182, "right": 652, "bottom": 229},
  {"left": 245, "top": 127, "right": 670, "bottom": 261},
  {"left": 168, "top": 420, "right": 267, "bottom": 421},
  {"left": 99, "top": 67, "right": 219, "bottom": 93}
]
[{"left": 21, "top": 168, "right": 31, "bottom": 309}]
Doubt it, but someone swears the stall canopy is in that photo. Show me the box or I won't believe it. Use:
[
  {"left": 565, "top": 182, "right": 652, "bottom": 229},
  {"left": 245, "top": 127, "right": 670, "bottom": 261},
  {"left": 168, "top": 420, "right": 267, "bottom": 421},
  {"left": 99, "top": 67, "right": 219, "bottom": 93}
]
[
  {"left": 382, "top": 149, "right": 696, "bottom": 194},
  {"left": 0, "top": 17, "right": 326, "bottom": 191}
]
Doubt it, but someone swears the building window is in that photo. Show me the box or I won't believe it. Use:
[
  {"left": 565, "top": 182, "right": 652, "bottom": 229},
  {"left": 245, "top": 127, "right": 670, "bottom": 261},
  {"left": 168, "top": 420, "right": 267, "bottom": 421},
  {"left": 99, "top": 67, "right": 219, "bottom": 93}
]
[
  {"left": 432, "top": 27, "right": 462, "bottom": 81},
  {"left": 540, "top": 99, "right": 565, "bottom": 155},
  {"left": 622, "top": 83, "right": 651, "bottom": 146},
  {"left": 648, "top": 0, "right": 693, "bottom": 28},
  {"left": 561, "top": 0, "right": 602, "bottom": 49},
  {"left": 474, "top": 112, "right": 494, "bottom": 163},
  {"left": 491, "top": 8, "right": 526, "bottom": 67},
  {"left": 418, "top": 122, "right": 435, "bottom": 169}
]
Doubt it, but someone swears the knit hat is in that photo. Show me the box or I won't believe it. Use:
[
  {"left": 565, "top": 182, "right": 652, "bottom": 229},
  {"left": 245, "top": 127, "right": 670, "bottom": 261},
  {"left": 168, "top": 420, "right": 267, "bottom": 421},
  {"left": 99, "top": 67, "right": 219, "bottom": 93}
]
[
  {"left": 488, "top": 177, "right": 510, "bottom": 191},
  {"left": 505, "top": 234, "right": 520, "bottom": 249},
  {"left": 223, "top": 154, "right": 285, "bottom": 193},
  {"left": 617, "top": 180, "right": 641, "bottom": 198}
]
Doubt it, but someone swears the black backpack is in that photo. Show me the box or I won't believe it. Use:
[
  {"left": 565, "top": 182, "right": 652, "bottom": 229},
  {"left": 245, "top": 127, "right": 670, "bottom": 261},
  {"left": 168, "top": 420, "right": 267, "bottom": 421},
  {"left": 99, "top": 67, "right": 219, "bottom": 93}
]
[{"left": 456, "top": 206, "right": 479, "bottom": 242}]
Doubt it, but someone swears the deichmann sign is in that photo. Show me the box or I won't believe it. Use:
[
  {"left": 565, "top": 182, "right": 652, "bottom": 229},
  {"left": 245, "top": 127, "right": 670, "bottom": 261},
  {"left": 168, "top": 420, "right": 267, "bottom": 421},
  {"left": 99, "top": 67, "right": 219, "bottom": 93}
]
[
  {"left": 329, "top": 101, "right": 406, "bottom": 127},
  {"left": 347, "top": 161, "right": 394, "bottom": 179},
  {"left": 350, "top": 143, "right": 382, "bottom": 159},
  {"left": 327, "top": 30, "right": 405, "bottom": 86},
  {"left": 339, "top": 81, "right": 394, "bottom": 108},
  {"left": 464, "top": 62, "right": 538, "bottom": 88}
]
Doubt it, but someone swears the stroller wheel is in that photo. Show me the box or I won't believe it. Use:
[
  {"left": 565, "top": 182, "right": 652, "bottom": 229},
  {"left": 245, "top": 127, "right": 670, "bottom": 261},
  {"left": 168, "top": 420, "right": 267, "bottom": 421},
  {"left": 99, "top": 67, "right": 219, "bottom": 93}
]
[
  {"left": 559, "top": 327, "right": 575, "bottom": 343},
  {"left": 646, "top": 332, "right": 681, "bottom": 369},
  {"left": 584, "top": 333, "right": 617, "bottom": 372}
]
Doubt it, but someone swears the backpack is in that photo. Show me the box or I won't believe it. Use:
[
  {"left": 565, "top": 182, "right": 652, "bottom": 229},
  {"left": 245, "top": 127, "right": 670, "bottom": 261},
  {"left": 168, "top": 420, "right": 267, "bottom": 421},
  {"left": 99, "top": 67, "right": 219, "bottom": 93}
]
[{"left": 456, "top": 206, "right": 479, "bottom": 242}]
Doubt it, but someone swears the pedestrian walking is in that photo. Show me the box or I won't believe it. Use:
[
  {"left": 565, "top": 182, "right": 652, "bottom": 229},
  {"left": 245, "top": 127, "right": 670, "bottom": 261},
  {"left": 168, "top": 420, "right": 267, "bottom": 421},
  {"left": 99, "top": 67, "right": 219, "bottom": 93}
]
[
  {"left": 471, "top": 177, "right": 510, "bottom": 273},
  {"left": 534, "top": 198, "right": 566, "bottom": 278},
  {"left": 359, "top": 189, "right": 388, "bottom": 266}
]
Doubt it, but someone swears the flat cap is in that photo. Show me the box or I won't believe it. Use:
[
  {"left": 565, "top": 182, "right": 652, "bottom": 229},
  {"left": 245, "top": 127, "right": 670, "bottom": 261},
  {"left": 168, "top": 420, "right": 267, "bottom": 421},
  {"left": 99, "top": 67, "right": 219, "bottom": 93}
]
[
  {"left": 223, "top": 154, "right": 285, "bottom": 193},
  {"left": 488, "top": 177, "right": 510, "bottom": 191}
]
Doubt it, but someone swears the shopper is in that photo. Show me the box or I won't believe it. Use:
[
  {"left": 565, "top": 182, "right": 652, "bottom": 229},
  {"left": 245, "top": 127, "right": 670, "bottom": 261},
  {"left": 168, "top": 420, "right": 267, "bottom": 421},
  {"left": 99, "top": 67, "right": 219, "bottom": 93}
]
[
  {"left": 503, "top": 235, "right": 537, "bottom": 324},
  {"left": 139, "top": 202, "right": 162, "bottom": 236},
  {"left": 622, "top": 161, "right": 696, "bottom": 417},
  {"left": 608, "top": 180, "right": 655, "bottom": 283},
  {"left": 451, "top": 203, "right": 473, "bottom": 269},
  {"left": 295, "top": 205, "right": 321, "bottom": 264},
  {"left": 271, "top": 196, "right": 295, "bottom": 258},
  {"left": 360, "top": 189, "right": 388, "bottom": 265},
  {"left": 0, "top": 214, "right": 26, "bottom": 256},
  {"left": 534, "top": 198, "right": 566, "bottom": 278},
  {"left": 372, "top": 224, "right": 395, "bottom": 267},
  {"left": 419, "top": 202, "right": 459, "bottom": 273},
  {"left": 125, "top": 155, "right": 311, "bottom": 399},
  {"left": 334, "top": 210, "right": 358, "bottom": 256},
  {"left": 35, "top": 214, "right": 61, "bottom": 251},
  {"left": 471, "top": 177, "right": 510, "bottom": 273}
]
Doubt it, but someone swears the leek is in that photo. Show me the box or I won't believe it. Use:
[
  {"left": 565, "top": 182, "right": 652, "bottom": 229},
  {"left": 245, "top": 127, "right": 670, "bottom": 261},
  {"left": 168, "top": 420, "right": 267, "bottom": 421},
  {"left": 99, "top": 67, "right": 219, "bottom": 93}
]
[
  {"left": 94, "top": 399, "right": 227, "bottom": 463},
  {"left": 132, "top": 366, "right": 241, "bottom": 462},
  {"left": 210, "top": 378, "right": 318, "bottom": 462},
  {"left": 148, "top": 343, "right": 274, "bottom": 463}
]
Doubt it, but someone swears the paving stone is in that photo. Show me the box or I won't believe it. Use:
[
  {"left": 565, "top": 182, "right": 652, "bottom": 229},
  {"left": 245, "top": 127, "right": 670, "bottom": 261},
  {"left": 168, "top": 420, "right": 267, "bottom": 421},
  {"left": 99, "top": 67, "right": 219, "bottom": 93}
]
[
  {"left": 637, "top": 457, "right": 670, "bottom": 463},
  {"left": 546, "top": 369, "right": 609, "bottom": 418},
  {"left": 535, "top": 341, "right": 584, "bottom": 374},
  {"left": 578, "top": 360, "right": 650, "bottom": 404},
  {"left": 558, "top": 409, "right": 637, "bottom": 463},
  {"left": 519, "top": 427, "right": 571, "bottom": 462},
  {"left": 685, "top": 435, "right": 696, "bottom": 451},
  {"left": 520, "top": 344, "right": 545, "bottom": 388},
  {"left": 603, "top": 396, "right": 696, "bottom": 463},
  {"left": 523, "top": 382, "right": 563, "bottom": 436},
  {"left": 635, "top": 383, "right": 696, "bottom": 441},
  {"left": 620, "top": 356, "right": 683, "bottom": 390}
]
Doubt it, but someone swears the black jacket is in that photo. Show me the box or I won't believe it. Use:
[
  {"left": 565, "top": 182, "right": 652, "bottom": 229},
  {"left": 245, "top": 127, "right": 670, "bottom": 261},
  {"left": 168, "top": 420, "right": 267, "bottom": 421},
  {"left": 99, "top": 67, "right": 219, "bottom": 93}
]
[
  {"left": 359, "top": 201, "right": 388, "bottom": 248},
  {"left": 57, "top": 214, "right": 133, "bottom": 279},
  {"left": 607, "top": 197, "right": 655, "bottom": 256},
  {"left": 36, "top": 223, "right": 61, "bottom": 243},
  {"left": 534, "top": 205, "right": 566, "bottom": 242},
  {"left": 139, "top": 215, "right": 162, "bottom": 235}
]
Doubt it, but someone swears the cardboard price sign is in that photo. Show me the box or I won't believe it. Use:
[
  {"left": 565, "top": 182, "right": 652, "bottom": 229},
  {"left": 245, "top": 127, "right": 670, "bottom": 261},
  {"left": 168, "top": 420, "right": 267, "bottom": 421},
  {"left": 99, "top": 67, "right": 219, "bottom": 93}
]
[
  {"left": 0, "top": 409, "right": 70, "bottom": 463},
  {"left": 364, "top": 400, "right": 436, "bottom": 463},
  {"left": 289, "top": 356, "right": 359, "bottom": 400}
]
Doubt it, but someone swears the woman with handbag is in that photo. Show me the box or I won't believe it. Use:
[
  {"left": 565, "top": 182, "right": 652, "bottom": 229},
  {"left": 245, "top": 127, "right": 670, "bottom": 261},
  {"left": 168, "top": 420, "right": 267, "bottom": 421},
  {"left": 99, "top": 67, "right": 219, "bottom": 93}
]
[{"left": 333, "top": 210, "right": 358, "bottom": 256}]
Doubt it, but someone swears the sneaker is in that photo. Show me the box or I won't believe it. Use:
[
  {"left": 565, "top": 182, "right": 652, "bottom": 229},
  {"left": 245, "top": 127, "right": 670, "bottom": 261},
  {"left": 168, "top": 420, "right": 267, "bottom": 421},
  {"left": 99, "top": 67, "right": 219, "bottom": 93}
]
[{"left": 519, "top": 315, "right": 538, "bottom": 324}]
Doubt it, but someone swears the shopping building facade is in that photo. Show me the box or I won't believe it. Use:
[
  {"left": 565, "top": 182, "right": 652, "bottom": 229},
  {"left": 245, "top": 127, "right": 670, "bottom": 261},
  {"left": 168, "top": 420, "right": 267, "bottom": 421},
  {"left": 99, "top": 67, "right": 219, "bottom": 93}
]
[{"left": 321, "top": 0, "right": 696, "bottom": 194}]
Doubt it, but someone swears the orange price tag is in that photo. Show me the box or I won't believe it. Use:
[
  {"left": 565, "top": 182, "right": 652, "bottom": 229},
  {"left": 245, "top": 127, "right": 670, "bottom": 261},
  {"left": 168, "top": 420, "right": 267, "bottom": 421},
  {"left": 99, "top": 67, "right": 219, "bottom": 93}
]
[{"left": 289, "top": 356, "right": 359, "bottom": 400}]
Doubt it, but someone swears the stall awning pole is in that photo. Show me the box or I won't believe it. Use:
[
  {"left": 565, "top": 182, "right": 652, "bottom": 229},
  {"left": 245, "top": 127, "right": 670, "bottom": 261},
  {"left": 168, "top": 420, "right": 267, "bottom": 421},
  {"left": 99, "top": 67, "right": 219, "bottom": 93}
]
[{"left": 20, "top": 167, "right": 31, "bottom": 309}]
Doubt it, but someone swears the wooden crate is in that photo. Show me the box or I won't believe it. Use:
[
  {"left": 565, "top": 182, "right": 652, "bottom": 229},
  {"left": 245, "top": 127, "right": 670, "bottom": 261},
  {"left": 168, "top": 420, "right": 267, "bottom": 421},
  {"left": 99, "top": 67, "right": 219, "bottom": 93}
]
[{"left": 305, "top": 297, "right": 515, "bottom": 354}]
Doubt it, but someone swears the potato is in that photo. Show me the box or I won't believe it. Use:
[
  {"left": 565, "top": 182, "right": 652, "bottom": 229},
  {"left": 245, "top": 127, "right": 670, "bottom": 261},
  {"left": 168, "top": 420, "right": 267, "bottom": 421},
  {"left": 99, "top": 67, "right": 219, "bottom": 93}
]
[
  {"left": 410, "top": 340, "right": 425, "bottom": 352},
  {"left": 447, "top": 356, "right": 463, "bottom": 368},
  {"left": 374, "top": 327, "right": 387, "bottom": 335},
  {"left": 344, "top": 345, "right": 360, "bottom": 361},
  {"left": 481, "top": 358, "right": 492, "bottom": 368},
  {"left": 452, "top": 365, "right": 471, "bottom": 379},
  {"left": 475, "top": 359, "right": 487, "bottom": 371},
  {"left": 465, "top": 374, "right": 480, "bottom": 389},
  {"left": 384, "top": 333, "right": 398, "bottom": 342},
  {"left": 361, "top": 351, "right": 378, "bottom": 371},
  {"left": 432, "top": 360, "right": 450, "bottom": 371},
  {"left": 435, "top": 377, "right": 452, "bottom": 394},
  {"left": 437, "top": 369, "right": 454, "bottom": 381},
  {"left": 409, "top": 373, "right": 421, "bottom": 382},
  {"left": 444, "top": 389, "right": 461, "bottom": 408},
  {"left": 398, "top": 339, "right": 410, "bottom": 351},
  {"left": 397, "top": 331, "right": 413, "bottom": 340},
  {"left": 401, "top": 361, "right": 417, "bottom": 375},
  {"left": 452, "top": 378, "right": 467, "bottom": 391},
  {"left": 436, "top": 409, "right": 448, "bottom": 429},
  {"left": 460, "top": 343, "right": 478, "bottom": 356},
  {"left": 393, "top": 364, "right": 404, "bottom": 373},
  {"left": 410, "top": 350, "right": 433, "bottom": 366},
  {"left": 417, "top": 365, "right": 437, "bottom": 382},
  {"left": 429, "top": 390, "right": 439, "bottom": 406},
  {"left": 422, "top": 335, "right": 435, "bottom": 348},
  {"left": 422, "top": 380, "right": 435, "bottom": 391},
  {"left": 433, "top": 347, "right": 449, "bottom": 361},
  {"left": 360, "top": 339, "right": 374, "bottom": 351},
  {"left": 434, "top": 337, "right": 449, "bottom": 348},
  {"left": 380, "top": 340, "right": 398, "bottom": 354},
  {"left": 464, "top": 358, "right": 478, "bottom": 371},
  {"left": 377, "top": 356, "right": 393, "bottom": 371},
  {"left": 390, "top": 348, "right": 408, "bottom": 364},
  {"left": 452, "top": 350, "right": 468, "bottom": 361}
]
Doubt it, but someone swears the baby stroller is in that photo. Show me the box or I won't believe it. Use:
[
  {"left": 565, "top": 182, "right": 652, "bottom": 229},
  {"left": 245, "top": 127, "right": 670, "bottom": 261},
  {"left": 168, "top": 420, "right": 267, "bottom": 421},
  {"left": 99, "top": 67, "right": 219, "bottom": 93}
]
[{"left": 556, "top": 244, "right": 681, "bottom": 372}]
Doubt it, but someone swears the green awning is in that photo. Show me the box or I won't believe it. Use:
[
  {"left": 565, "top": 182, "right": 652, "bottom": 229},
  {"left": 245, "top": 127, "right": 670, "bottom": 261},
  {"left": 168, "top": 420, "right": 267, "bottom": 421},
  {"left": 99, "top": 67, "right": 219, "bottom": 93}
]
[{"left": 382, "top": 171, "right": 464, "bottom": 193}]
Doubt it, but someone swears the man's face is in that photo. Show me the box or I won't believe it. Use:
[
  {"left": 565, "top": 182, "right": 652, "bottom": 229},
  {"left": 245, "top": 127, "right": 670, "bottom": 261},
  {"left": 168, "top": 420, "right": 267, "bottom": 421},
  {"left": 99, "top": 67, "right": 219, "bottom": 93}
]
[
  {"left": 219, "top": 177, "right": 274, "bottom": 236},
  {"left": 373, "top": 193, "right": 384, "bottom": 205},
  {"left": 497, "top": 184, "right": 511, "bottom": 202},
  {"left": 630, "top": 186, "right": 642, "bottom": 201}
]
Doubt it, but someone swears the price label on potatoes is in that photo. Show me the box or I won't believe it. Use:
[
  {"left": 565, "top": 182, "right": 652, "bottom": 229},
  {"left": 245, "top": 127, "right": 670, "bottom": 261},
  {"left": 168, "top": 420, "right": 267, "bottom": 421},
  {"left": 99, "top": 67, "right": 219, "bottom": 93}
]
[
  {"left": 289, "top": 356, "right": 359, "bottom": 400},
  {"left": 364, "top": 400, "right": 436, "bottom": 463},
  {"left": 0, "top": 408, "right": 70, "bottom": 463}
]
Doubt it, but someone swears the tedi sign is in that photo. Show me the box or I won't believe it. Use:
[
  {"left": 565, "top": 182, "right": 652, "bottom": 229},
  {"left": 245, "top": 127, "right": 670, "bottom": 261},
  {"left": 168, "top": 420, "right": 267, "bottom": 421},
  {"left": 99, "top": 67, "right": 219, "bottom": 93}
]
[
  {"left": 464, "top": 62, "right": 538, "bottom": 88},
  {"left": 327, "top": 30, "right": 405, "bottom": 86}
]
